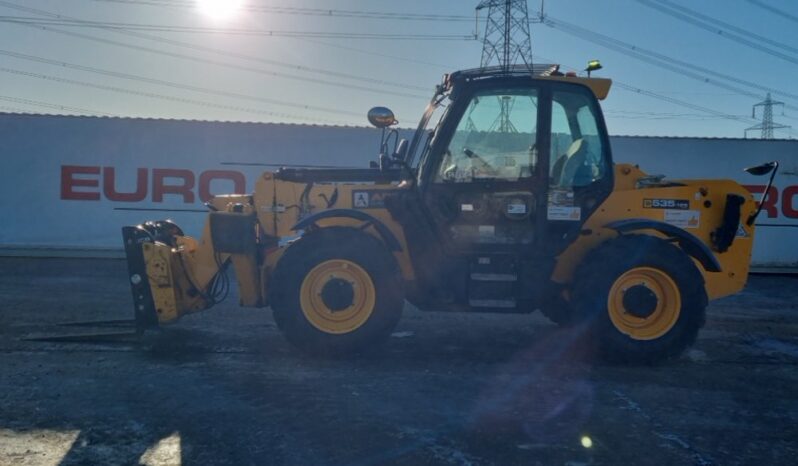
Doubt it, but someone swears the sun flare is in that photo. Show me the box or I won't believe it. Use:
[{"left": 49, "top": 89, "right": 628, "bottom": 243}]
[{"left": 196, "top": 0, "right": 244, "bottom": 21}]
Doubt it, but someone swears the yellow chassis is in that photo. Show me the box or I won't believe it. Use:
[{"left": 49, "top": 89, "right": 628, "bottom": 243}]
[{"left": 127, "top": 163, "right": 757, "bottom": 327}]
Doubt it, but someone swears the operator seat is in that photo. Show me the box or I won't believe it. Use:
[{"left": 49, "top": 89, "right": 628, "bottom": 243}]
[{"left": 552, "top": 138, "right": 587, "bottom": 187}]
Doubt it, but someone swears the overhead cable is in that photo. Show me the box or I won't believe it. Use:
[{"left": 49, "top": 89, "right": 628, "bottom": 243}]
[
  {"left": 0, "top": 1, "right": 430, "bottom": 95},
  {"left": 0, "top": 66, "right": 348, "bottom": 124},
  {"left": 746, "top": 0, "right": 798, "bottom": 24},
  {"left": 541, "top": 15, "right": 798, "bottom": 112},
  {"left": 635, "top": 0, "right": 798, "bottom": 66},
  {"left": 646, "top": 0, "right": 798, "bottom": 55},
  {"left": 89, "top": 0, "right": 474, "bottom": 22},
  {"left": 0, "top": 94, "right": 115, "bottom": 116},
  {"left": 0, "top": 48, "right": 365, "bottom": 118},
  {"left": 0, "top": 16, "right": 476, "bottom": 40}
]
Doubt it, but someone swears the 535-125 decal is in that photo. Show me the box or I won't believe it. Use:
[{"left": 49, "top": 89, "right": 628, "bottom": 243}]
[{"left": 643, "top": 199, "right": 690, "bottom": 210}]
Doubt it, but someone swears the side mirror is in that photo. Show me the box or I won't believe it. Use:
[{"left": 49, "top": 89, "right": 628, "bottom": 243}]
[
  {"left": 745, "top": 161, "right": 780, "bottom": 226},
  {"left": 744, "top": 161, "right": 778, "bottom": 176},
  {"left": 367, "top": 107, "right": 397, "bottom": 128}
]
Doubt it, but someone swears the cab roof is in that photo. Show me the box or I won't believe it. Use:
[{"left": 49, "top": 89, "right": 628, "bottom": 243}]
[{"left": 445, "top": 64, "right": 613, "bottom": 100}]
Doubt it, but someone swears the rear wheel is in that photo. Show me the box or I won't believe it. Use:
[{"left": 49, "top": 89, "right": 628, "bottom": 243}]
[
  {"left": 271, "top": 227, "right": 404, "bottom": 355},
  {"left": 573, "top": 235, "right": 707, "bottom": 364},
  {"left": 539, "top": 294, "right": 575, "bottom": 327}
]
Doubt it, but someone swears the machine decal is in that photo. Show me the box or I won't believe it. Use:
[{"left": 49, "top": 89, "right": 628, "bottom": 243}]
[
  {"left": 353, "top": 191, "right": 370, "bottom": 208},
  {"left": 664, "top": 210, "right": 700, "bottom": 229},
  {"left": 318, "top": 187, "right": 339, "bottom": 208},
  {"left": 547, "top": 206, "right": 582, "bottom": 221},
  {"left": 644, "top": 199, "right": 690, "bottom": 210},
  {"left": 352, "top": 190, "right": 401, "bottom": 209},
  {"left": 548, "top": 189, "right": 576, "bottom": 207},
  {"left": 736, "top": 224, "right": 749, "bottom": 238},
  {"left": 547, "top": 188, "right": 580, "bottom": 221},
  {"left": 461, "top": 204, "right": 475, "bottom": 212}
]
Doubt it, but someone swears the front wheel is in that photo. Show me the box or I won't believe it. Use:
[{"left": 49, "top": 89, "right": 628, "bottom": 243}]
[
  {"left": 270, "top": 228, "right": 404, "bottom": 355},
  {"left": 572, "top": 235, "right": 708, "bottom": 364}
]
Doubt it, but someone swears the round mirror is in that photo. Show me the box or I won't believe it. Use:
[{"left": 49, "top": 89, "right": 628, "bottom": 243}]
[{"left": 367, "top": 107, "right": 397, "bottom": 128}]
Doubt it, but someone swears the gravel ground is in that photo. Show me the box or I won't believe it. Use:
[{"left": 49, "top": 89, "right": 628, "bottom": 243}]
[{"left": 0, "top": 257, "right": 797, "bottom": 466}]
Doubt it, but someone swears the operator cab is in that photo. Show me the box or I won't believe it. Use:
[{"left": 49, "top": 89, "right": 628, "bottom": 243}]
[
  {"left": 373, "top": 64, "right": 616, "bottom": 310},
  {"left": 414, "top": 64, "right": 614, "bottom": 253}
]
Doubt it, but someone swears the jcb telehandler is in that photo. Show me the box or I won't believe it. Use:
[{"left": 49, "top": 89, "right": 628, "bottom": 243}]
[{"left": 122, "top": 64, "right": 777, "bottom": 363}]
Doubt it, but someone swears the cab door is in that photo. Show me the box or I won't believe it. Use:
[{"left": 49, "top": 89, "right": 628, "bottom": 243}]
[
  {"left": 422, "top": 86, "right": 544, "bottom": 254},
  {"left": 544, "top": 86, "right": 614, "bottom": 253},
  {"left": 417, "top": 86, "right": 545, "bottom": 310}
]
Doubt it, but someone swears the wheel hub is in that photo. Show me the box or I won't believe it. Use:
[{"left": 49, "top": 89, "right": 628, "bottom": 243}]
[
  {"left": 300, "top": 259, "right": 377, "bottom": 335},
  {"left": 622, "top": 284, "right": 658, "bottom": 318},
  {"left": 320, "top": 278, "right": 355, "bottom": 312},
  {"left": 607, "top": 267, "right": 682, "bottom": 341}
]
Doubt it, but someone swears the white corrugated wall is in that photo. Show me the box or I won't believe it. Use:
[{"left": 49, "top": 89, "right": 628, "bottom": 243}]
[{"left": 1, "top": 114, "right": 795, "bottom": 268}]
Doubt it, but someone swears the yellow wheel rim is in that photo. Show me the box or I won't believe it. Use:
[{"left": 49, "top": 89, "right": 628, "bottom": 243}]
[
  {"left": 299, "top": 259, "right": 376, "bottom": 335},
  {"left": 607, "top": 267, "right": 681, "bottom": 341}
]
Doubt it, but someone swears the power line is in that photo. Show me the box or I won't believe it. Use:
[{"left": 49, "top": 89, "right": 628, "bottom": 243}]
[
  {"left": 89, "top": 0, "right": 475, "bottom": 22},
  {"left": 5, "top": 2, "right": 785, "bottom": 135},
  {"left": 536, "top": 56, "right": 760, "bottom": 127},
  {"left": 612, "top": 82, "right": 755, "bottom": 125},
  {"left": 635, "top": 0, "right": 798, "bottom": 66},
  {"left": 540, "top": 15, "right": 798, "bottom": 112},
  {"left": 0, "top": 105, "right": 30, "bottom": 113},
  {"left": 296, "top": 37, "right": 454, "bottom": 71},
  {"left": 0, "top": 16, "right": 476, "bottom": 40},
  {"left": 0, "top": 66, "right": 348, "bottom": 124},
  {"left": 603, "top": 110, "right": 745, "bottom": 120},
  {"left": 746, "top": 0, "right": 798, "bottom": 24},
  {"left": 0, "top": 1, "right": 431, "bottom": 98},
  {"left": 645, "top": 0, "right": 798, "bottom": 55},
  {"left": 0, "top": 1, "right": 452, "bottom": 126},
  {"left": 613, "top": 80, "right": 794, "bottom": 138},
  {"left": 0, "top": 48, "right": 367, "bottom": 118},
  {"left": 0, "top": 94, "right": 115, "bottom": 116}
]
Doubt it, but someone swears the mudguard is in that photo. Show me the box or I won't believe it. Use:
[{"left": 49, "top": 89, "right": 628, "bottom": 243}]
[
  {"left": 291, "top": 209, "right": 403, "bottom": 252},
  {"left": 605, "top": 219, "right": 722, "bottom": 273}
]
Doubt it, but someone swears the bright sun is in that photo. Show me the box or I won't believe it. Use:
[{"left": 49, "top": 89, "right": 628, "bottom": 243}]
[{"left": 196, "top": 0, "right": 244, "bottom": 20}]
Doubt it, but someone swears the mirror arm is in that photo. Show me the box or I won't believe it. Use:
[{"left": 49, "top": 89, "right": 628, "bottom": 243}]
[
  {"left": 379, "top": 127, "right": 388, "bottom": 156},
  {"left": 747, "top": 161, "right": 779, "bottom": 226},
  {"left": 378, "top": 129, "right": 402, "bottom": 172}
]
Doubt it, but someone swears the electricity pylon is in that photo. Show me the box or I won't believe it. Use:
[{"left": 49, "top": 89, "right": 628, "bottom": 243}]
[{"left": 745, "top": 93, "right": 790, "bottom": 139}]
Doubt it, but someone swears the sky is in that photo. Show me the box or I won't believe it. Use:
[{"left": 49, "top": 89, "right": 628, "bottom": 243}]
[{"left": 0, "top": 0, "right": 796, "bottom": 138}]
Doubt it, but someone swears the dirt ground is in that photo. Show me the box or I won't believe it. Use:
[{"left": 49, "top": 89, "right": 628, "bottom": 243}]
[{"left": 0, "top": 257, "right": 796, "bottom": 466}]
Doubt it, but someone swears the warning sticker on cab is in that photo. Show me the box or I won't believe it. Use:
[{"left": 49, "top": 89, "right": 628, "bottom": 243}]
[
  {"left": 664, "top": 210, "right": 700, "bottom": 229},
  {"left": 352, "top": 190, "right": 400, "bottom": 209},
  {"left": 547, "top": 206, "right": 582, "bottom": 221},
  {"left": 353, "top": 191, "right": 370, "bottom": 208}
]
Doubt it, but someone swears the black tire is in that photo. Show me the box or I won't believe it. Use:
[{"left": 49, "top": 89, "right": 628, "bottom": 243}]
[
  {"left": 539, "top": 295, "right": 575, "bottom": 327},
  {"left": 572, "top": 235, "right": 708, "bottom": 364},
  {"left": 270, "top": 227, "right": 404, "bottom": 355}
]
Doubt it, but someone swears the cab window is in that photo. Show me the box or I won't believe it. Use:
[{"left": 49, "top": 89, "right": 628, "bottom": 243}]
[
  {"left": 549, "top": 90, "right": 609, "bottom": 188},
  {"left": 436, "top": 89, "right": 538, "bottom": 183}
]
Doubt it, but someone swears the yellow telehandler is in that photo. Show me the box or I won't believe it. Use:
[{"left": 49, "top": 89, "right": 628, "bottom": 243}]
[{"left": 121, "top": 64, "right": 777, "bottom": 363}]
